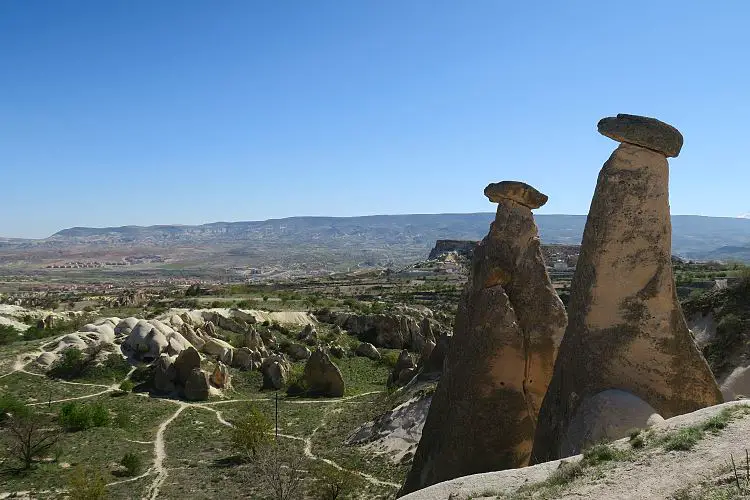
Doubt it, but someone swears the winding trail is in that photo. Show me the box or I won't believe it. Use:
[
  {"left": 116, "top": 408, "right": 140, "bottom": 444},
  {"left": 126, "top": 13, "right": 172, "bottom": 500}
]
[
  {"left": 196, "top": 396, "right": 400, "bottom": 489},
  {"left": 144, "top": 404, "right": 187, "bottom": 500}
]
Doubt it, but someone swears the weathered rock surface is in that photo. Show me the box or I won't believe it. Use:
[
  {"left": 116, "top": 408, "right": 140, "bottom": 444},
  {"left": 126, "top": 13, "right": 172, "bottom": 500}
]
[
  {"left": 531, "top": 121, "right": 721, "bottom": 465},
  {"left": 597, "top": 113, "right": 684, "bottom": 157},
  {"left": 303, "top": 349, "right": 345, "bottom": 397},
  {"left": 154, "top": 354, "right": 177, "bottom": 393},
  {"left": 389, "top": 350, "right": 416, "bottom": 387},
  {"left": 400, "top": 181, "right": 567, "bottom": 496},
  {"left": 285, "top": 343, "right": 311, "bottom": 361},
  {"left": 261, "top": 356, "right": 288, "bottom": 390},
  {"left": 317, "top": 310, "right": 442, "bottom": 352},
  {"left": 184, "top": 368, "right": 210, "bottom": 401},
  {"left": 174, "top": 346, "right": 201, "bottom": 386},
  {"left": 561, "top": 389, "right": 662, "bottom": 456},
  {"left": 484, "top": 181, "right": 548, "bottom": 209},
  {"left": 210, "top": 361, "right": 231, "bottom": 388},
  {"left": 355, "top": 342, "right": 381, "bottom": 360}
]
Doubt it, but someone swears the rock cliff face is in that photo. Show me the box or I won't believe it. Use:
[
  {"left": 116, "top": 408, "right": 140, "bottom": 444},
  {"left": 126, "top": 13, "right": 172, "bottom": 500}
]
[
  {"left": 399, "top": 182, "right": 567, "bottom": 496},
  {"left": 531, "top": 115, "right": 722, "bottom": 464}
]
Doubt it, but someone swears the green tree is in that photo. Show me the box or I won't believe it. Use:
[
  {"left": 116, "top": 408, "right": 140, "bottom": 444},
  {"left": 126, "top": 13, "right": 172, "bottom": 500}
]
[{"left": 231, "top": 404, "right": 272, "bottom": 460}]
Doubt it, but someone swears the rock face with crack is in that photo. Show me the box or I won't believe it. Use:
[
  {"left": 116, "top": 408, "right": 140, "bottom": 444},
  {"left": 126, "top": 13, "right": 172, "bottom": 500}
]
[
  {"left": 531, "top": 114, "right": 722, "bottom": 464},
  {"left": 399, "top": 181, "right": 567, "bottom": 496}
]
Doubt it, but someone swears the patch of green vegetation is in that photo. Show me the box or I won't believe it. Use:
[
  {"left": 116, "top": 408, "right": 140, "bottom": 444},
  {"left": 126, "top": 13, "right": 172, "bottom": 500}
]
[
  {"left": 335, "top": 355, "right": 391, "bottom": 396},
  {"left": 59, "top": 401, "right": 110, "bottom": 431},
  {"left": 49, "top": 347, "right": 130, "bottom": 383},
  {"left": 660, "top": 407, "right": 745, "bottom": 452}
]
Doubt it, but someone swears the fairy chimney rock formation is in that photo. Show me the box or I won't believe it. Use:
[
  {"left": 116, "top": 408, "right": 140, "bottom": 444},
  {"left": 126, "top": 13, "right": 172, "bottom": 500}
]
[
  {"left": 531, "top": 115, "right": 722, "bottom": 464},
  {"left": 399, "top": 181, "right": 567, "bottom": 496}
]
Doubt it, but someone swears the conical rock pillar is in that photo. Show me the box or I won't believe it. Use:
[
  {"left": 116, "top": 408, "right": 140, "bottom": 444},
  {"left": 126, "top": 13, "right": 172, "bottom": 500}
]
[
  {"left": 399, "top": 181, "right": 567, "bottom": 496},
  {"left": 531, "top": 115, "right": 722, "bottom": 464}
]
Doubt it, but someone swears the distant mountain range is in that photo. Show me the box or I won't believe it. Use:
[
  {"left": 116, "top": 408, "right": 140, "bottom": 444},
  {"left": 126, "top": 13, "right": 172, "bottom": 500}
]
[{"left": 3, "top": 214, "right": 750, "bottom": 270}]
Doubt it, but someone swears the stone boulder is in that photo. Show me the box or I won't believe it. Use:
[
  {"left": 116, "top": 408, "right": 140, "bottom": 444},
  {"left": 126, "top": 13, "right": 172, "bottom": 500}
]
[
  {"left": 180, "top": 324, "right": 206, "bottom": 351},
  {"left": 389, "top": 350, "right": 416, "bottom": 387},
  {"left": 232, "top": 347, "right": 262, "bottom": 371},
  {"left": 298, "top": 324, "right": 318, "bottom": 346},
  {"left": 285, "top": 343, "right": 311, "bottom": 361},
  {"left": 531, "top": 116, "right": 722, "bottom": 466},
  {"left": 400, "top": 181, "right": 567, "bottom": 496},
  {"left": 720, "top": 365, "right": 750, "bottom": 400},
  {"left": 303, "top": 349, "right": 345, "bottom": 397},
  {"left": 154, "top": 354, "right": 177, "bottom": 393},
  {"left": 355, "top": 342, "right": 381, "bottom": 361},
  {"left": 115, "top": 317, "right": 139, "bottom": 336},
  {"left": 202, "top": 337, "right": 233, "bottom": 362},
  {"left": 244, "top": 327, "right": 264, "bottom": 350},
  {"left": 174, "top": 346, "right": 201, "bottom": 386},
  {"left": 261, "top": 356, "right": 288, "bottom": 390},
  {"left": 597, "top": 113, "right": 683, "bottom": 157},
  {"left": 484, "top": 180, "right": 548, "bottom": 208},
  {"left": 210, "top": 361, "right": 231, "bottom": 389},
  {"left": 561, "top": 389, "right": 663, "bottom": 457},
  {"left": 183, "top": 368, "right": 210, "bottom": 401},
  {"left": 123, "top": 321, "right": 169, "bottom": 362}
]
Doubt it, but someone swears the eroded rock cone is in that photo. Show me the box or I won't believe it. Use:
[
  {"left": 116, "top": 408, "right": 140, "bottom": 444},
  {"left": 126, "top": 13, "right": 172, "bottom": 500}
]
[
  {"left": 303, "top": 349, "right": 345, "bottom": 397},
  {"left": 399, "top": 181, "right": 567, "bottom": 496},
  {"left": 531, "top": 115, "right": 722, "bottom": 465}
]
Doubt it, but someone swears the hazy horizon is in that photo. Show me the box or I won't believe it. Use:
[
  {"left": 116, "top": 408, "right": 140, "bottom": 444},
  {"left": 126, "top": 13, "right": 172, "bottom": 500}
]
[{"left": 6, "top": 211, "right": 750, "bottom": 241}]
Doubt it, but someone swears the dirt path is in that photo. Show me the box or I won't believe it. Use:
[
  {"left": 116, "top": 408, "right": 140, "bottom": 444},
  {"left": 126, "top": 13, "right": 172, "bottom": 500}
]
[
  {"left": 197, "top": 400, "right": 401, "bottom": 489},
  {"left": 143, "top": 404, "right": 187, "bottom": 500}
]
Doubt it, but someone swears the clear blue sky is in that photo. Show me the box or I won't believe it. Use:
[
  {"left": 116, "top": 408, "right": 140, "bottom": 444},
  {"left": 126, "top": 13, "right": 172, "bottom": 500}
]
[{"left": 2, "top": 1, "right": 749, "bottom": 238}]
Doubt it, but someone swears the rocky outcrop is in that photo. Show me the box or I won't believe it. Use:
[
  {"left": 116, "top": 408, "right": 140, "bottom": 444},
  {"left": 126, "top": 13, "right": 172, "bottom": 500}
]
[
  {"left": 184, "top": 368, "right": 210, "bottom": 401},
  {"left": 389, "top": 350, "right": 416, "bottom": 387},
  {"left": 121, "top": 319, "right": 192, "bottom": 362},
  {"left": 154, "top": 354, "right": 177, "bottom": 393},
  {"left": 303, "top": 349, "right": 345, "bottom": 397},
  {"left": 531, "top": 115, "right": 722, "bottom": 465},
  {"left": 261, "top": 356, "right": 288, "bottom": 390},
  {"left": 428, "top": 240, "right": 478, "bottom": 260},
  {"left": 318, "top": 311, "right": 443, "bottom": 352},
  {"left": 174, "top": 346, "right": 201, "bottom": 385},
  {"left": 355, "top": 342, "right": 381, "bottom": 361},
  {"left": 210, "top": 361, "right": 231, "bottom": 388},
  {"left": 284, "top": 343, "right": 311, "bottom": 361},
  {"left": 400, "top": 181, "right": 567, "bottom": 496}
]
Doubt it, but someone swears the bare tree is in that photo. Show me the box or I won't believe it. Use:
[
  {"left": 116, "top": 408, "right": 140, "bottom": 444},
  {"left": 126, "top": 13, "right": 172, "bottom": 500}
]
[
  {"left": 6, "top": 410, "right": 60, "bottom": 470},
  {"left": 253, "top": 444, "right": 305, "bottom": 500}
]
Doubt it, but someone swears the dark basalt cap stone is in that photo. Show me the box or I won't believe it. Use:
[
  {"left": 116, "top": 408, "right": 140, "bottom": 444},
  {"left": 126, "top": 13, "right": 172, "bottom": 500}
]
[
  {"left": 484, "top": 181, "right": 548, "bottom": 209},
  {"left": 597, "top": 114, "right": 683, "bottom": 157}
]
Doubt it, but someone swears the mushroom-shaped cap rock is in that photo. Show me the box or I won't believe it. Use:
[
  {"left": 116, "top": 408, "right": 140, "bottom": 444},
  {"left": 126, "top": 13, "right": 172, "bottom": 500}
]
[
  {"left": 597, "top": 114, "right": 683, "bottom": 158},
  {"left": 484, "top": 181, "right": 548, "bottom": 209}
]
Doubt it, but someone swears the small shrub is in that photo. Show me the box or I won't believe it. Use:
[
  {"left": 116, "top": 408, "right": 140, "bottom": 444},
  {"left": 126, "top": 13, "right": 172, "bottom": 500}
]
[
  {"left": 629, "top": 430, "right": 645, "bottom": 449},
  {"left": 0, "top": 393, "right": 28, "bottom": 423},
  {"left": 49, "top": 348, "right": 87, "bottom": 379},
  {"left": 582, "top": 443, "right": 622, "bottom": 464},
  {"left": 662, "top": 427, "right": 702, "bottom": 451},
  {"left": 378, "top": 350, "right": 400, "bottom": 369},
  {"left": 59, "top": 402, "right": 109, "bottom": 431},
  {"left": 313, "top": 465, "right": 355, "bottom": 499},
  {"left": 119, "top": 380, "right": 134, "bottom": 392},
  {"left": 120, "top": 452, "right": 143, "bottom": 476},
  {"left": 68, "top": 465, "right": 107, "bottom": 500},
  {"left": 543, "top": 460, "right": 584, "bottom": 487},
  {"left": 285, "top": 365, "right": 308, "bottom": 396},
  {"left": 231, "top": 404, "right": 272, "bottom": 460},
  {"left": 701, "top": 408, "right": 732, "bottom": 433},
  {"left": 0, "top": 324, "right": 20, "bottom": 345},
  {"left": 90, "top": 404, "right": 109, "bottom": 427}
]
